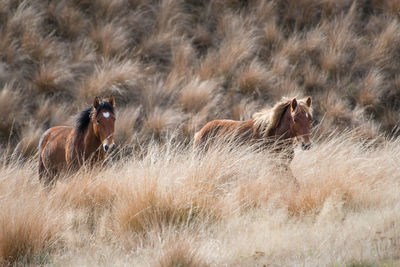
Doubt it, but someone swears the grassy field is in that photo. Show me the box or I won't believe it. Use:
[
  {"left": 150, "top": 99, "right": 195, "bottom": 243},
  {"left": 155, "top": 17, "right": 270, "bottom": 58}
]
[
  {"left": 1, "top": 133, "right": 400, "bottom": 265},
  {"left": 1, "top": 0, "right": 400, "bottom": 265}
]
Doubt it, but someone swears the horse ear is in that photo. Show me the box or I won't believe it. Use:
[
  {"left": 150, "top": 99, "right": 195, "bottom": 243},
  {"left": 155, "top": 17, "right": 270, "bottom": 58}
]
[
  {"left": 291, "top": 98, "right": 297, "bottom": 113},
  {"left": 306, "top": 96, "right": 312, "bottom": 107},
  {"left": 108, "top": 95, "right": 115, "bottom": 107},
  {"left": 93, "top": 96, "right": 100, "bottom": 109}
]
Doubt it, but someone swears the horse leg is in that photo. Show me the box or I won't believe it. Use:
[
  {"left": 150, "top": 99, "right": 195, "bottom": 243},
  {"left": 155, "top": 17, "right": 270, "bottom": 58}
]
[
  {"left": 39, "top": 154, "right": 58, "bottom": 186},
  {"left": 39, "top": 166, "right": 53, "bottom": 186}
]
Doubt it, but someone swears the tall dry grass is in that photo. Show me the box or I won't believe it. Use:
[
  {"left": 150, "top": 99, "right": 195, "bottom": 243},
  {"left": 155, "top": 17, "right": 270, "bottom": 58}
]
[
  {"left": 0, "top": 132, "right": 399, "bottom": 265},
  {"left": 1, "top": 0, "right": 400, "bottom": 265}
]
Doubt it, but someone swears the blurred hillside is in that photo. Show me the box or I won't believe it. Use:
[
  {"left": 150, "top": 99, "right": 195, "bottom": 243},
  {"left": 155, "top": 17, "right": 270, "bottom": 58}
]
[{"left": 1, "top": 0, "right": 400, "bottom": 156}]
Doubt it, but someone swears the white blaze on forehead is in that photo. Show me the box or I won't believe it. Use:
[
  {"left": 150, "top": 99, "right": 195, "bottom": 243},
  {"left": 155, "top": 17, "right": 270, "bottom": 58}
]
[
  {"left": 305, "top": 113, "right": 309, "bottom": 118},
  {"left": 102, "top": 112, "right": 110, "bottom": 118}
]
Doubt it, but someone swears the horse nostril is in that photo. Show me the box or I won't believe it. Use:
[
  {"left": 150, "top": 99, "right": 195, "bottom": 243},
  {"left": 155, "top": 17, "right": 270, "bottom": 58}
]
[
  {"left": 104, "top": 144, "right": 109, "bottom": 152},
  {"left": 110, "top": 144, "right": 116, "bottom": 152},
  {"left": 302, "top": 142, "right": 312, "bottom": 150}
]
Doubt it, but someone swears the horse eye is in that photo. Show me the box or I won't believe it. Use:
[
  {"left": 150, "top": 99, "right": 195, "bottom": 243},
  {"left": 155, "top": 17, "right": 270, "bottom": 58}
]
[{"left": 96, "top": 119, "right": 100, "bottom": 124}]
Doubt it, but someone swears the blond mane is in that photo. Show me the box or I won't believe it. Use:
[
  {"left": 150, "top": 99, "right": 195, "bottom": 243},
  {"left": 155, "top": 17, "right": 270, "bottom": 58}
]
[{"left": 252, "top": 97, "right": 312, "bottom": 137}]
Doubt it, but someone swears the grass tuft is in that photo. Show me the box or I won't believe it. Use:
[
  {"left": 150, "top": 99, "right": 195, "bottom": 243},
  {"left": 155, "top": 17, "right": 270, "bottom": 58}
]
[
  {"left": 179, "top": 77, "right": 216, "bottom": 113},
  {"left": 90, "top": 22, "right": 129, "bottom": 58},
  {"left": 78, "top": 58, "right": 140, "bottom": 102},
  {"left": 157, "top": 237, "right": 205, "bottom": 267}
]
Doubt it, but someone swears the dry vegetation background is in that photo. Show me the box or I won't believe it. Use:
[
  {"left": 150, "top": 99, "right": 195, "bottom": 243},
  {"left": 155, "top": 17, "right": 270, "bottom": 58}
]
[{"left": 1, "top": 0, "right": 400, "bottom": 266}]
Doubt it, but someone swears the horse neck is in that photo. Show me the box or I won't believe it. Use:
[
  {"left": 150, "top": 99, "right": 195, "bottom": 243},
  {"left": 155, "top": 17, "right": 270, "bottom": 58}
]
[
  {"left": 271, "top": 106, "right": 295, "bottom": 140},
  {"left": 81, "top": 121, "right": 102, "bottom": 157}
]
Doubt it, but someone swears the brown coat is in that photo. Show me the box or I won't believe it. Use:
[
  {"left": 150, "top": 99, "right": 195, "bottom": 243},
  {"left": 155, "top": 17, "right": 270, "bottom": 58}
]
[{"left": 194, "top": 97, "right": 313, "bottom": 162}]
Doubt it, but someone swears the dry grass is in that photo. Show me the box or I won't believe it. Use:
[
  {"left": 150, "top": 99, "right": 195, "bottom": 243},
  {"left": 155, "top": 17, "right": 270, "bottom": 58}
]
[
  {"left": 0, "top": 83, "right": 21, "bottom": 140},
  {"left": 1, "top": 0, "right": 399, "bottom": 150},
  {"left": 46, "top": 2, "right": 87, "bottom": 40},
  {"left": 114, "top": 106, "right": 142, "bottom": 144},
  {"left": 89, "top": 22, "right": 129, "bottom": 58},
  {"left": 78, "top": 58, "right": 140, "bottom": 102},
  {"left": 0, "top": 133, "right": 399, "bottom": 265},
  {"left": 156, "top": 236, "right": 205, "bottom": 267},
  {"left": 0, "top": 160, "right": 63, "bottom": 265},
  {"left": 179, "top": 77, "right": 217, "bottom": 113},
  {"left": 14, "top": 122, "right": 43, "bottom": 157},
  {"left": 1, "top": 0, "right": 400, "bottom": 265},
  {"left": 33, "top": 62, "right": 75, "bottom": 96},
  {"left": 238, "top": 60, "right": 269, "bottom": 95},
  {"left": 0, "top": 196, "right": 62, "bottom": 265},
  {"left": 143, "top": 107, "right": 185, "bottom": 139}
]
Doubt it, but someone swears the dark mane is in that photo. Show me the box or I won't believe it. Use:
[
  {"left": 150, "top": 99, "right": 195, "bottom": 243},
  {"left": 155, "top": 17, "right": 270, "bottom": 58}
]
[
  {"left": 75, "top": 101, "right": 115, "bottom": 135},
  {"left": 76, "top": 107, "right": 92, "bottom": 134}
]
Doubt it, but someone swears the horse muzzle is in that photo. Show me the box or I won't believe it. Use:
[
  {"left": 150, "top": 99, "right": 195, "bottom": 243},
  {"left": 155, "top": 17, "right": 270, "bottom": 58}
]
[
  {"left": 301, "top": 142, "right": 312, "bottom": 150},
  {"left": 103, "top": 143, "right": 116, "bottom": 153}
]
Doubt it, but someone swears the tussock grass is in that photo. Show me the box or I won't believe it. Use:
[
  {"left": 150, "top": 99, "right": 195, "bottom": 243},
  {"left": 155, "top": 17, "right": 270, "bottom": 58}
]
[
  {"left": 46, "top": 2, "right": 87, "bottom": 40},
  {"left": 2, "top": 0, "right": 400, "bottom": 265},
  {"left": 0, "top": 195, "right": 62, "bottom": 265},
  {"left": 33, "top": 62, "right": 74, "bottom": 96},
  {"left": 0, "top": 83, "right": 21, "bottom": 140},
  {"left": 115, "top": 106, "right": 142, "bottom": 144},
  {"left": 143, "top": 107, "right": 184, "bottom": 139},
  {"left": 15, "top": 122, "right": 43, "bottom": 157},
  {"left": 90, "top": 22, "right": 129, "bottom": 58},
  {"left": 156, "top": 236, "right": 205, "bottom": 267},
  {"left": 0, "top": 159, "right": 63, "bottom": 265},
  {"left": 1, "top": 133, "right": 400, "bottom": 265},
  {"left": 238, "top": 60, "right": 269, "bottom": 95},
  {"left": 179, "top": 77, "right": 217, "bottom": 113},
  {"left": 1, "top": 0, "right": 400, "bottom": 151},
  {"left": 78, "top": 58, "right": 140, "bottom": 102},
  {"left": 112, "top": 176, "right": 220, "bottom": 237}
]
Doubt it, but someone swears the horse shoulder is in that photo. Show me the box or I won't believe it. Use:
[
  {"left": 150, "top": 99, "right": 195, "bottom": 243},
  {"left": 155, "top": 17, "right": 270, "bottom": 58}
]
[{"left": 65, "top": 128, "right": 83, "bottom": 166}]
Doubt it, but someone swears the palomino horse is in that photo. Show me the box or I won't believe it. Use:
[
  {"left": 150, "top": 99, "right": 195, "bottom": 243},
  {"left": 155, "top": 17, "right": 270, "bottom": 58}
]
[
  {"left": 194, "top": 97, "right": 312, "bottom": 163},
  {"left": 38, "top": 96, "right": 116, "bottom": 184}
]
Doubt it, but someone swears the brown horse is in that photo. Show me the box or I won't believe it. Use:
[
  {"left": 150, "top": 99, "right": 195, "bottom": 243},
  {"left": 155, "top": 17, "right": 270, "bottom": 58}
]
[
  {"left": 38, "top": 96, "right": 116, "bottom": 184},
  {"left": 194, "top": 97, "right": 313, "bottom": 162}
]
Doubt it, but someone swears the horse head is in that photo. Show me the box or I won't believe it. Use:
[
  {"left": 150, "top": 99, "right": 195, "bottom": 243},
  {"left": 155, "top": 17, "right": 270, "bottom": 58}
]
[
  {"left": 289, "top": 97, "right": 312, "bottom": 150},
  {"left": 92, "top": 96, "right": 116, "bottom": 153}
]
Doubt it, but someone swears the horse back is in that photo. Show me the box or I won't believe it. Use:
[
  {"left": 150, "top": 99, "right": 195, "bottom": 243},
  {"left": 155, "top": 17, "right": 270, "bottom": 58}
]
[{"left": 194, "top": 119, "right": 258, "bottom": 148}]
